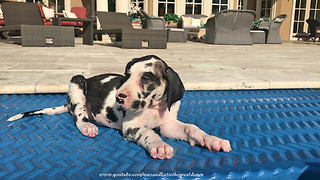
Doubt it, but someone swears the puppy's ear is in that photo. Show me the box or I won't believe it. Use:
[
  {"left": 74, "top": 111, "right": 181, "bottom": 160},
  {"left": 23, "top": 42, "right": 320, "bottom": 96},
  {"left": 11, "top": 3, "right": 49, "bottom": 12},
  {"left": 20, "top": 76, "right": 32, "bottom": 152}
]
[{"left": 165, "top": 67, "right": 185, "bottom": 111}]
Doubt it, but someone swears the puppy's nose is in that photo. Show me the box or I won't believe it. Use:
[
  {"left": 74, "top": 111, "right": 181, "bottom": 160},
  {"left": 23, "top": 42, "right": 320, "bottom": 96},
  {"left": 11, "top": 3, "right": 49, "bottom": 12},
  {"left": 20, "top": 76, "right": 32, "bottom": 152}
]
[{"left": 116, "top": 93, "right": 127, "bottom": 104}]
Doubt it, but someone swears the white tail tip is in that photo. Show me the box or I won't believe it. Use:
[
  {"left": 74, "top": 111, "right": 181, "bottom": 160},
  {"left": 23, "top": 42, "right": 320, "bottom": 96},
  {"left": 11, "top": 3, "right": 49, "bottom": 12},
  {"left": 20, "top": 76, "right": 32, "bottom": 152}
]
[{"left": 7, "top": 114, "right": 23, "bottom": 121}]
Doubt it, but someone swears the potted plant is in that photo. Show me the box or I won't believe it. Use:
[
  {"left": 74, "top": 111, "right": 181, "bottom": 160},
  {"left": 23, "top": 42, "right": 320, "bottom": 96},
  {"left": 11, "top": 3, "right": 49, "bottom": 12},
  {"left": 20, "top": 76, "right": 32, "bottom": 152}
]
[
  {"left": 164, "top": 13, "right": 179, "bottom": 27},
  {"left": 128, "top": 0, "right": 140, "bottom": 22}
]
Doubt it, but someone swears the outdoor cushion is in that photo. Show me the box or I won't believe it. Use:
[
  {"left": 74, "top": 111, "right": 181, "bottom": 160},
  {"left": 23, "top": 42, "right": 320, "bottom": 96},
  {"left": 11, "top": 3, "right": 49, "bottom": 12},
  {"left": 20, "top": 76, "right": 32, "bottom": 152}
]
[
  {"left": 42, "top": 6, "right": 54, "bottom": 20},
  {"left": 0, "top": 5, "right": 3, "bottom": 19},
  {"left": 36, "top": 3, "right": 52, "bottom": 25},
  {"left": 181, "top": 16, "right": 191, "bottom": 26},
  {"left": 70, "top": 7, "right": 86, "bottom": 19},
  {"left": 191, "top": 18, "right": 201, "bottom": 27},
  {"left": 63, "top": 10, "right": 77, "bottom": 18}
]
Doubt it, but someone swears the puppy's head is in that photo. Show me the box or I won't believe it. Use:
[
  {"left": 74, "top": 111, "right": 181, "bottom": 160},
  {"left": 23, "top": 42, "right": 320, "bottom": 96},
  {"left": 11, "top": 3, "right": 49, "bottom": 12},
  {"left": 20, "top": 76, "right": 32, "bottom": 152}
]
[{"left": 116, "top": 55, "right": 185, "bottom": 112}]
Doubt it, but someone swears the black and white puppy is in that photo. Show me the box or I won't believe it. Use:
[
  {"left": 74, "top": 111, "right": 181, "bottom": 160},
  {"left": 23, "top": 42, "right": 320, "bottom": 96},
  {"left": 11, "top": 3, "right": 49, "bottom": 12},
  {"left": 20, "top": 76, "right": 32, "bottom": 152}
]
[{"left": 8, "top": 55, "right": 231, "bottom": 159}]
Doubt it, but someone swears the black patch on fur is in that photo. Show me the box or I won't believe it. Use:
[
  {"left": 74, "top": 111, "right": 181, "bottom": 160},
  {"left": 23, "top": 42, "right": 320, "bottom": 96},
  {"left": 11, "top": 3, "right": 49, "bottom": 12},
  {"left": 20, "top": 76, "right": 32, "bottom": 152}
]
[
  {"left": 149, "top": 100, "right": 153, "bottom": 107},
  {"left": 140, "top": 101, "right": 146, "bottom": 109},
  {"left": 137, "top": 93, "right": 141, "bottom": 99},
  {"left": 82, "top": 117, "right": 90, "bottom": 122},
  {"left": 85, "top": 74, "right": 125, "bottom": 117},
  {"left": 142, "top": 91, "right": 151, "bottom": 98},
  {"left": 21, "top": 110, "right": 43, "bottom": 119},
  {"left": 137, "top": 133, "right": 143, "bottom": 141},
  {"left": 151, "top": 94, "right": 157, "bottom": 99},
  {"left": 145, "top": 62, "right": 153, "bottom": 67},
  {"left": 125, "top": 55, "right": 162, "bottom": 75},
  {"left": 70, "top": 75, "right": 88, "bottom": 96},
  {"left": 106, "top": 107, "right": 118, "bottom": 122},
  {"left": 70, "top": 103, "right": 77, "bottom": 114},
  {"left": 90, "top": 105, "right": 101, "bottom": 116},
  {"left": 126, "top": 127, "right": 140, "bottom": 138},
  {"left": 131, "top": 100, "right": 141, "bottom": 110},
  {"left": 152, "top": 127, "right": 161, "bottom": 134},
  {"left": 147, "top": 83, "right": 156, "bottom": 92},
  {"left": 142, "top": 72, "right": 161, "bottom": 85}
]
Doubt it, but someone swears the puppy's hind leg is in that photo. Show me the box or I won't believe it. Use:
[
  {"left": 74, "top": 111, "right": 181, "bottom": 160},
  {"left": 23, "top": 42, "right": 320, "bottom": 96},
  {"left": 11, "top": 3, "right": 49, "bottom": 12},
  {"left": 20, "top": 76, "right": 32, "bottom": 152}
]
[{"left": 68, "top": 75, "right": 98, "bottom": 138}]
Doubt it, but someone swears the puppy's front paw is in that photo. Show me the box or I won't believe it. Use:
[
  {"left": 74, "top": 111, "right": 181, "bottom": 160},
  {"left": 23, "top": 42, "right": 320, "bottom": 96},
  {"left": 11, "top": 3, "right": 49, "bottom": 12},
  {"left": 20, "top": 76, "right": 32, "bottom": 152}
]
[
  {"left": 203, "top": 135, "right": 232, "bottom": 152},
  {"left": 149, "top": 142, "right": 173, "bottom": 159},
  {"left": 77, "top": 122, "right": 99, "bottom": 138}
]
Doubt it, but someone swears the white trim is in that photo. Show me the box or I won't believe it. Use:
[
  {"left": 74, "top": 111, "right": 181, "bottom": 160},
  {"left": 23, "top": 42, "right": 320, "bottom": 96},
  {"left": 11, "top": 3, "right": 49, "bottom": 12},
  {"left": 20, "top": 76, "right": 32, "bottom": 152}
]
[
  {"left": 289, "top": 0, "right": 296, "bottom": 40},
  {"left": 65, "top": 0, "right": 70, "bottom": 12}
]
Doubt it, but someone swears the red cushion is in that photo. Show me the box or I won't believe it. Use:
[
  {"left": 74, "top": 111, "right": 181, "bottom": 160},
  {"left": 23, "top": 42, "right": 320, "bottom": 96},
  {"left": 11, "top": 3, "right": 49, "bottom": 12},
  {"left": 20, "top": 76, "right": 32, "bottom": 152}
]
[
  {"left": 0, "top": 19, "right": 4, "bottom": 26},
  {"left": 61, "top": 21, "right": 77, "bottom": 26},
  {"left": 44, "top": 21, "right": 52, "bottom": 26},
  {"left": 36, "top": 3, "right": 47, "bottom": 23},
  {"left": 71, "top": 7, "right": 87, "bottom": 19}
]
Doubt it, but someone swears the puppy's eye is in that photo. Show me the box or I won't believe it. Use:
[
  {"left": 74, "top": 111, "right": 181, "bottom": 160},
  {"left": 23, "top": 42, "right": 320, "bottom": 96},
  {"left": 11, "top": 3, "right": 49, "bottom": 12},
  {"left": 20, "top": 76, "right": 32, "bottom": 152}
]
[{"left": 141, "top": 76, "right": 149, "bottom": 83}]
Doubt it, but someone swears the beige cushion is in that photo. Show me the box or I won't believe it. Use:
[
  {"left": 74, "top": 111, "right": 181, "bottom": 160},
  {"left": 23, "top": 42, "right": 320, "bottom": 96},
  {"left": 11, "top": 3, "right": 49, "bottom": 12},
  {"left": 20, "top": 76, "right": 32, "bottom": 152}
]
[
  {"left": 42, "top": 6, "right": 55, "bottom": 20},
  {"left": 181, "top": 16, "right": 191, "bottom": 26},
  {"left": 63, "top": 10, "right": 78, "bottom": 18},
  {"left": 191, "top": 18, "right": 201, "bottom": 27},
  {"left": 0, "top": 5, "right": 3, "bottom": 19}
]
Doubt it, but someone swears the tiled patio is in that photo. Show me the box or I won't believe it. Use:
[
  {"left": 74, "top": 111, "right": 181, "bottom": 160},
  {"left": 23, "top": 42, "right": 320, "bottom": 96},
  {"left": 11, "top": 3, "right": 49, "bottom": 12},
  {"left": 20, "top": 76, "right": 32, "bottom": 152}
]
[{"left": 0, "top": 38, "right": 320, "bottom": 94}]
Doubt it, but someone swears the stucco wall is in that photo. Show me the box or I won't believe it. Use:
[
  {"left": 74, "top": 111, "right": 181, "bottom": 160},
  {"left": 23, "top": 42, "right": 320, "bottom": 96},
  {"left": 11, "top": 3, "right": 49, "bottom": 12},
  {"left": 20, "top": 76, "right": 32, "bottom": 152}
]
[{"left": 275, "top": 0, "right": 293, "bottom": 41}]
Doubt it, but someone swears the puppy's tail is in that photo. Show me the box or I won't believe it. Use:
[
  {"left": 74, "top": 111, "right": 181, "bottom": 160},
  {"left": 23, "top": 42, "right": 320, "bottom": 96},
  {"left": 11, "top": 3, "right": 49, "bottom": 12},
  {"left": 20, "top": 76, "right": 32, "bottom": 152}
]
[{"left": 8, "top": 104, "right": 69, "bottom": 121}]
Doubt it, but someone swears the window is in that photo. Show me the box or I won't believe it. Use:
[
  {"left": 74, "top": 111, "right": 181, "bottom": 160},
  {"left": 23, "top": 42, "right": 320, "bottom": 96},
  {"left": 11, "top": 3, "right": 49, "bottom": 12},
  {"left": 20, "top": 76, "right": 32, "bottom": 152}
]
[
  {"left": 158, "top": 0, "right": 175, "bottom": 17},
  {"left": 185, "top": 0, "right": 202, "bottom": 15},
  {"left": 309, "top": 0, "right": 320, "bottom": 20},
  {"left": 260, "top": 0, "right": 272, "bottom": 17},
  {"left": 46, "top": 0, "right": 64, "bottom": 13},
  {"left": 293, "top": 0, "right": 307, "bottom": 33},
  {"left": 238, "top": 0, "right": 243, "bottom": 10},
  {"left": 212, "top": 0, "right": 228, "bottom": 14}
]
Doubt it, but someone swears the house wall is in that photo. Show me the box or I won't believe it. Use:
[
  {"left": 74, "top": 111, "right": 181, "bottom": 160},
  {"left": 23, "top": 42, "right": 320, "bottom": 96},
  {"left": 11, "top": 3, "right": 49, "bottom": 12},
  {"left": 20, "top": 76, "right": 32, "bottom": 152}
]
[
  {"left": 71, "top": 0, "right": 82, "bottom": 7},
  {"left": 275, "top": 0, "right": 294, "bottom": 41}
]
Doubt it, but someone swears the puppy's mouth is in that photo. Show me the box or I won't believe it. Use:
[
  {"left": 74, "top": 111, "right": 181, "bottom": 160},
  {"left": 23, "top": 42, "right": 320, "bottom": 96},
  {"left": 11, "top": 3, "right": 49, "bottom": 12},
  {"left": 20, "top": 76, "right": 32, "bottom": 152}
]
[{"left": 116, "top": 97, "right": 125, "bottom": 105}]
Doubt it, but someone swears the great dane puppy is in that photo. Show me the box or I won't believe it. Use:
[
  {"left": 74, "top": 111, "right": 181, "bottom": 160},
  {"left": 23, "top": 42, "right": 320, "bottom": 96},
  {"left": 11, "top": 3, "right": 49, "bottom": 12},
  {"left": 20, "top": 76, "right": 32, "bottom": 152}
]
[{"left": 8, "top": 55, "right": 231, "bottom": 159}]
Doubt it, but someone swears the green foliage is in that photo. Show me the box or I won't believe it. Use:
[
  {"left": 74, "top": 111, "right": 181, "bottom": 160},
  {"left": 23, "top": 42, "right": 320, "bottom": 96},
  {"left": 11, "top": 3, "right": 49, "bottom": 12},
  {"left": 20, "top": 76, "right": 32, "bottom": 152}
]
[
  {"left": 37, "top": 0, "right": 45, "bottom": 6},
  {"left": 164, "top": 13, "right": 179, "bottom": 24},
  {"left": 252, "top": 17, "right": 271, "bottom": 29}
]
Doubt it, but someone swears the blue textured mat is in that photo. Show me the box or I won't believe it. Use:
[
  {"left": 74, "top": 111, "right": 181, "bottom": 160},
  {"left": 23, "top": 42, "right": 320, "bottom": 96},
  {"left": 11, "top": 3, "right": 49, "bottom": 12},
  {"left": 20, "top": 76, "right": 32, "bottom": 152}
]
[{"left": 1, "top": 89, "right": 320, "bottom": 179}]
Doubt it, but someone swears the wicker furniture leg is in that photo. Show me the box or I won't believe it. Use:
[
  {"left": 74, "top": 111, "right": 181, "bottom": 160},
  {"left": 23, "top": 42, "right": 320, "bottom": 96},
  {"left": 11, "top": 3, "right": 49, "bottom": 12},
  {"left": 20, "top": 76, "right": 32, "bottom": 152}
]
[
  {"left": 82, "top": 20, "right": 94, "bottom": 45},
  {"left": 146, "top": 30, "right": 167, "bottom": 48}
]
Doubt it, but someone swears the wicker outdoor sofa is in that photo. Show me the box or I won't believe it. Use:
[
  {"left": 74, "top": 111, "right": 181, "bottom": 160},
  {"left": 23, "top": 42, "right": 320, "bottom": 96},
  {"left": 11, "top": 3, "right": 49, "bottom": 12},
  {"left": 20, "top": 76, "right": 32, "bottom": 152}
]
[
  {"left": 95, "top": 11, "right": 167, "bottom": 49},
  {"left": 205, "top": 9, "right": 256, "bottom": 45},
  {"left": 0, "top": 2, "right": 74, "bottom": 47}
]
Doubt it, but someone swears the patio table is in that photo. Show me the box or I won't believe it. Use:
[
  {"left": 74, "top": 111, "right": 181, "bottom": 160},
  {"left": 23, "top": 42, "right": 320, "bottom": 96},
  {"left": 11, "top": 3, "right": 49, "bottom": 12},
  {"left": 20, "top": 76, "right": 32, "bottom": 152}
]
[{"left": 52, "top": 17, "right": 94, "bottom": 45}]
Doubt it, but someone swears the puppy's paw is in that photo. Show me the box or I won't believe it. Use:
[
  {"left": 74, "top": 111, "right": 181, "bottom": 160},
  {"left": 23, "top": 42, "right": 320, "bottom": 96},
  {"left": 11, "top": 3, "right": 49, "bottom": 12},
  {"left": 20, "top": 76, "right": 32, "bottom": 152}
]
[
  {"left": 149, "top": 142, "right": 173, "bottom": 159},
  {"left": 203, "top": 135, "right": 232, "bottom": 152},
  {"left": 77, "top": 122, "right": 99, "bottom": 138}
]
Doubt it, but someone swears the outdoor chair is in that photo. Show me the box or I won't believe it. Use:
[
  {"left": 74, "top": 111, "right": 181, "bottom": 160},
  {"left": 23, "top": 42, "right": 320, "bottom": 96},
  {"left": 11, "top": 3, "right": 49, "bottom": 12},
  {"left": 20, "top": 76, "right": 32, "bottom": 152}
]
[
  {"left": 137, "top": 9, "right": 165, "bottom": 29},
  {"left": 95, "top": 11, "right": 167, "bottom": 49},
  {"left": 205, "top": 9, "right": 256, "bottom": 45},
  {"left": 306, "top": 18, "right": 320, "bottom": 42},
  {"left": 253, "top": 14, "right": 287, "bottom": 44},
  {"left": 0, "top": 2, "right": 74, "bottom": 47},
  {"left": 137, "top": 10, "right": 186, "bottom": 43}
]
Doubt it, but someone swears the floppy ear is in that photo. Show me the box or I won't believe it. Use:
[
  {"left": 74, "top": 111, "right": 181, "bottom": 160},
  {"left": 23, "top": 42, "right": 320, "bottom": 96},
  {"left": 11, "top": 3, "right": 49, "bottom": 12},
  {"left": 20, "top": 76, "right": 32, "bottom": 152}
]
[{"left": 165, "top": 67, "right": 185, "bottom": 111}]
